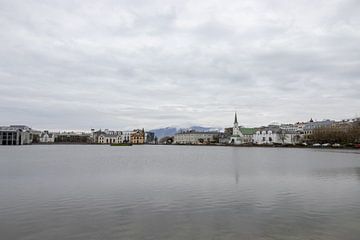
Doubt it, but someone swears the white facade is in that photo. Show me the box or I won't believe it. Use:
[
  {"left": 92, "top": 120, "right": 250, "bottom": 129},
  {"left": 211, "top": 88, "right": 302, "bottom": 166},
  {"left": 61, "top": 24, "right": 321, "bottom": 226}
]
[
  {"left": 0, "top": 125, "right": 33, "bottom": 145},
  {"left": 252, "top": 129, "right": 301, "bottom": 145},
  {"left": 229, "top": 113, "right": 257, "bottom": 144},
  {"left": 253, "top": 130, "right": 277, "bottom": 144},
  {"left": 93, "top": 130, "right": 123, "bottom": 144},
  {"left": 97, "top": 134, "right": 123, "bottom": 144},
  {"left": 39, "top": 131, "right": 56, "bottom": 143},
  {"left": 122, "top": 131, "right": 133, "bottom": 143},
  {"left": 174, "top": 131, "right": 219, "bottom": 144}
]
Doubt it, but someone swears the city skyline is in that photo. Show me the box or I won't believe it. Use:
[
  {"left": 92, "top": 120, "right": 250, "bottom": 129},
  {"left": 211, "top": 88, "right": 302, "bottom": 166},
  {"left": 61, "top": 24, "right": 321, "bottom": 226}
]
[{"left": 1, "top": 0, "right": 360, "bottom": 130}]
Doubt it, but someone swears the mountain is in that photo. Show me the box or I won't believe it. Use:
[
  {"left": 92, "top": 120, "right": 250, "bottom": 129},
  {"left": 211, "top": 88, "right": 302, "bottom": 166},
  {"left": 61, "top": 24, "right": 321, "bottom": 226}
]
[
  {"left": 149, "top": 127, "right": 178, "bottom": 139},
  {"left": 150, "top": 126, "right": 223, "bottom": 139}
]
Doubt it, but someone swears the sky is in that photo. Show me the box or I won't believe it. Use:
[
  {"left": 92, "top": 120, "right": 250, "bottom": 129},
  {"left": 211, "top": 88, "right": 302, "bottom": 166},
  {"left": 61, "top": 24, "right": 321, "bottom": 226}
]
[{"left": 0, "top": 0, "right": 359, "bottom": 131}]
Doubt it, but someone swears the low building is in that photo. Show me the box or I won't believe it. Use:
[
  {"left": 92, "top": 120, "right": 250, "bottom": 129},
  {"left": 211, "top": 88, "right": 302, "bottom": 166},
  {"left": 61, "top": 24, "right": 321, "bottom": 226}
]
[
  {"left": 122, "top": 131, "right": 132, "bottom": 143},
  {"left": 174, "top": 131, "right": 219, "bottom": 144},
  {"left": 93, "top": 130, "right": 122, "bottom": 144},
  {"left": 55, "top": 132, "right": 91, "bottom": 143},
  {"left": 253, "top": 126, "right": 302, "bottom": 145},
  {"left": 131, "top": 129, "right": 145, "bottom": 144},
  {"left": 39, "top": 130, "right": 56, "bottom": 143},
  {"left": 0, "top": 125, "right": 33, "bottom": 145},
  {"left": 253, "top": 127, "right": 280, "bottom": 144}
]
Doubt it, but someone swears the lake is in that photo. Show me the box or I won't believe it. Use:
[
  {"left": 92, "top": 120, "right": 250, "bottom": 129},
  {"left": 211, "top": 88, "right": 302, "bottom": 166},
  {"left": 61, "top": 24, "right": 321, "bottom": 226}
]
[{"left": 1, "top": 145, "right": 360, "bottom": 240}]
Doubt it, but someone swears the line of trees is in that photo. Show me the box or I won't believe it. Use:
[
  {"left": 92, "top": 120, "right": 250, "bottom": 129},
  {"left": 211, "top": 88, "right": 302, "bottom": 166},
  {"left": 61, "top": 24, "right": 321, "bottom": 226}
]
[{"left": 309, "top": 121, "right": 360, "bottom": 144}]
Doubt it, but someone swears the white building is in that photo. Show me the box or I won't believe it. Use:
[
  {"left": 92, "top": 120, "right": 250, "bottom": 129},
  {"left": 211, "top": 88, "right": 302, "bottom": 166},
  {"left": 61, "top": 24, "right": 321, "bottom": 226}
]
[
  {"left": 253, "top": 127, "right": 302, "bottom": 145},
  {"left": 122, "top": 131, "right": 133, "bottom": 143},
  {"left": 174, "top": 131, "right": 219, "bottom": 144},
  {"left": 253, "top": 128, "right": 278, "bottom": 144},
  {"left": 229, "top": 113, "right": 256, "bottom": 144},
  {"left": 39, "top": 130, "right": 56, "bottom": 143},
  {"left": 93, "top": 130, "right": 123, "bottom": 144},
  {"left": 0, "top": 125, "right": 33, "bottom": 145}
]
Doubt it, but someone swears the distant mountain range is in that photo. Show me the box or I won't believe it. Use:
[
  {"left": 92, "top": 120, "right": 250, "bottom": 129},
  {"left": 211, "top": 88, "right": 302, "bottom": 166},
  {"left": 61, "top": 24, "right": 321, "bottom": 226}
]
[{"left": 149, "top": 126, "right": 223, "bottom": 139}]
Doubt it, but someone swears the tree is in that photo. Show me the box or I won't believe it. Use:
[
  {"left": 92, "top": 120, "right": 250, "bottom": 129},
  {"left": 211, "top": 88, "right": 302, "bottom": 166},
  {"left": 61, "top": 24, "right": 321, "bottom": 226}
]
[{"left": 278, "top": 129, "right": 287, "bottom": 144}]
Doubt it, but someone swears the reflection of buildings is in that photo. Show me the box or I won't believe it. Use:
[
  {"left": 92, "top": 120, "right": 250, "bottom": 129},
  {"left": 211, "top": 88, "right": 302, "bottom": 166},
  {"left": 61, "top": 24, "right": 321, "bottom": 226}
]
[{"left": 0, "top": 125, "right": 33, "bottom": 145}]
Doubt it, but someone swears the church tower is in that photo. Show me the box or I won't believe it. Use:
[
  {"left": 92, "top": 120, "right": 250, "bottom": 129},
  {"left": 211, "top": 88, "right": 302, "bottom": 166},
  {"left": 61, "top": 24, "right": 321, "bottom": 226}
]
[{"left": 233, "top": 112, "right": 240, "bottom": 136}]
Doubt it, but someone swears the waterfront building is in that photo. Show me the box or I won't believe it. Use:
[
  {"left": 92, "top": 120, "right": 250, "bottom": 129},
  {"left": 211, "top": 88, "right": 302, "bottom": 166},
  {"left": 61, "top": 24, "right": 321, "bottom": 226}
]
[
  {"left": 174, "top": 131, "right": 219, "bottom": 144},
  {"left": 145, "top": 131, "right": 155, "bottom": 144},
  {"left": 0, "top": 125, "right": 33, "bottom": 145},
  {"left": 122, "top": 131, "right": 132, "bottom": 143},
  {"left": 219, "top": 127, "right": 233, "bottom": 144},
  {"left": 131, "top": 129, "right": 145, "bottom": 144},
  {"left": 229, "top": 113, "right": 256, "bottom": 144},
  {"left": 55, "top": 132, "right": 91, "bottom": 143},
  {"left": 252, "top": 127, "right": 279, "bottom": 144},
  {"left": 93, "top": 130, "right": 122, "bottom": 144},
  {"left": 303, "top": 119, "right": 335, "bottom": 141},
  {"left": 39, "top": 130, "right": 56, "bottom": 143}
]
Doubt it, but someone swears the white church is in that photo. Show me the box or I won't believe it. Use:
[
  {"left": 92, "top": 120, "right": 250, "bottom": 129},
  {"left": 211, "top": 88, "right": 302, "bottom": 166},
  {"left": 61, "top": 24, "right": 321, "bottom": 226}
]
[
  {"left": 229, "top": 112, "right": 302, "bottom": 145},
  {"left": 229, "top": 113, "right": 255, "bottom": 144}
]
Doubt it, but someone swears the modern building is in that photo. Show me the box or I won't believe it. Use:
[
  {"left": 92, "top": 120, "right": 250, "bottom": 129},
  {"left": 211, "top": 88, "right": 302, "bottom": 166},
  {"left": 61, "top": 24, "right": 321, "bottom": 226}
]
[
  {"left": 145, "top": 131, "right": 155, "bottom": 144},
  {"left": 174, "top": 131, "right": 219, "bottom": 144},
  {"left": 0, "top": 125, "right": 33, "bottom": 145}
]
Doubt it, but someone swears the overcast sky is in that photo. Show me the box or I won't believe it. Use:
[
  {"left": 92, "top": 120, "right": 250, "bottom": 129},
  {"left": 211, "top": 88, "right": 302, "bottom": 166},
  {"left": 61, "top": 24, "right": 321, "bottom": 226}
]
[{"left": 1, "top": 0, "right": 359, "bottom": 131}]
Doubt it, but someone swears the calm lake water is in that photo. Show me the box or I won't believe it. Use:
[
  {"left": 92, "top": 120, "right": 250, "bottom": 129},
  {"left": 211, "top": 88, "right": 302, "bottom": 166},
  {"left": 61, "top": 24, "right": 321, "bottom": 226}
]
[{"left": 1, "top": 145, "right": 360, "bottom": 240}]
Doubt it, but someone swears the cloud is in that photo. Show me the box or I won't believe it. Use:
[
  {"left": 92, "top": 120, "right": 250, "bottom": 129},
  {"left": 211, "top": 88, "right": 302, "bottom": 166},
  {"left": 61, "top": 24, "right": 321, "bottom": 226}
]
[{"left": 0, "top": 0, "right": 359, "bottom": 130}]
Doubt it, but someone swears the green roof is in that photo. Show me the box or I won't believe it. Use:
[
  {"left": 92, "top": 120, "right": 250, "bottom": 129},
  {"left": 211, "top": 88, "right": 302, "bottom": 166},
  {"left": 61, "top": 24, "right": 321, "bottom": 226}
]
[{"left": 240, "top": 128, "right": 256, "bottom": 135}]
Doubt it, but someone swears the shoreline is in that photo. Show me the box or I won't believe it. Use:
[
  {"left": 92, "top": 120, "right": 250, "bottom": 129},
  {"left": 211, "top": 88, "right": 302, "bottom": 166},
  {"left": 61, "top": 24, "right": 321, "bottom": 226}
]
[{"left": 5, "top": 143, "right": 360, "bottom": 150}]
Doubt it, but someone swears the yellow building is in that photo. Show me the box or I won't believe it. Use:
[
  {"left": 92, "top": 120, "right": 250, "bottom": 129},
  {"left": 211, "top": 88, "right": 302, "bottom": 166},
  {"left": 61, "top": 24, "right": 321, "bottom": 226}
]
[{"left": 131, "top": 129, "right": 145, "bottom": 144}]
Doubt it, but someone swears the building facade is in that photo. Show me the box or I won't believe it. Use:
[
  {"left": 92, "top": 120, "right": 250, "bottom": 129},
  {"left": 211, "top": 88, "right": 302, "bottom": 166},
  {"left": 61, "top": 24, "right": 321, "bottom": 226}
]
[
  {"left": 131, "top": 129, "right": 145, "bottom": 144},
  {"left": 0, "top": 125, "right": 33, "bottom": 145},
  {"left": 39, "top": 130, "right": 56, "bottom": 143},
  {"left": 55, "top": 132, "right": 91, "bottom": 143},
  {"left": 93, "top": 130, "right": 122, "bottom": 144},
  {"left": 229, "top": 113, "right": 256, "bottom": 144},
  {"left": 174, "top": 131, "right": 219, "bottom": 144},
  {"left": 145, "top": 131, "right": 155, "bottom": 144}
]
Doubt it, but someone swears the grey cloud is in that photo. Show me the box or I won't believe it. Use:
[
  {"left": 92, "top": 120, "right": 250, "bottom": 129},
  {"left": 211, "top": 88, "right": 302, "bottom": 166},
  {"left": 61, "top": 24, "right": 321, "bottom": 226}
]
[{"left": 0, "top": 0, "right": 359, "bottom": 130}]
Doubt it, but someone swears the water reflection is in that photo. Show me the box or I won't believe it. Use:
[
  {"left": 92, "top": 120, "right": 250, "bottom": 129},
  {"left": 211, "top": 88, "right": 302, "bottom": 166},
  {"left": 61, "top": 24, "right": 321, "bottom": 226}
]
[{"left": 0, "top": 145, "right": 360, "bottom": 240}]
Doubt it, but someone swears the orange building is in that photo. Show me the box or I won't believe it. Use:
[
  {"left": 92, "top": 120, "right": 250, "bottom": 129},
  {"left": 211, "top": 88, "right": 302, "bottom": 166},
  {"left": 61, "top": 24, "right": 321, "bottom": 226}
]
[{"left": 131, "top": 129, "right": 145, "bottom": 144}]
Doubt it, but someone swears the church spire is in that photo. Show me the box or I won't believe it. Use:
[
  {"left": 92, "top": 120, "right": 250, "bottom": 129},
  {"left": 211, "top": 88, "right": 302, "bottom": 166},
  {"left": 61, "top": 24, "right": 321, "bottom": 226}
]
[{"left": 234, "top": 112, "right": 238, "bottom": 124}]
